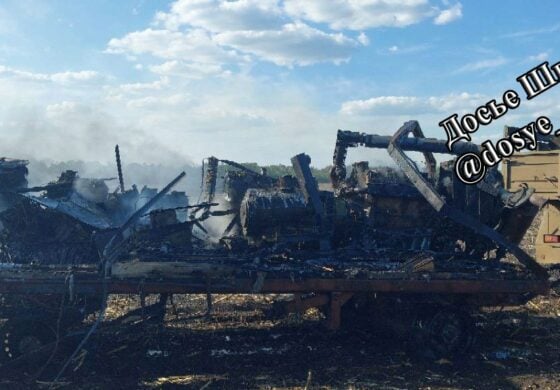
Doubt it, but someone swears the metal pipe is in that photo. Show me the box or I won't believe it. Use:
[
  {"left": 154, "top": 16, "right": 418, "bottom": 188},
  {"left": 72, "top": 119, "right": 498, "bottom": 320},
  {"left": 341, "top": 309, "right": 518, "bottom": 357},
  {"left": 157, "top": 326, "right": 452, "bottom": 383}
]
[
  {"left": 115, "top": 145, "right": 125, "bottom": 193},
  {"left": 338, "top": 130, "right": 481, "bottom": 155}
]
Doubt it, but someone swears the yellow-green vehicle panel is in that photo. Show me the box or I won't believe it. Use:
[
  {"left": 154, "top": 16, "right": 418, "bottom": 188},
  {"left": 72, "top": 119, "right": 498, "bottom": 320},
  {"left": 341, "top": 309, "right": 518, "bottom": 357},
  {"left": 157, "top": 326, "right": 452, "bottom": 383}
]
[{"left": 503, "top": 151, "right": 560, "bottom": 264}]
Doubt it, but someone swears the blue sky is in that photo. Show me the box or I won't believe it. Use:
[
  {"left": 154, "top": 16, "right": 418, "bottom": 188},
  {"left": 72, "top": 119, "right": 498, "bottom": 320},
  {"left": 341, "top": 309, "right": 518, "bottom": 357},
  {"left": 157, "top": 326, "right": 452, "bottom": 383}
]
[{"left": 0, "top": 0, "right": 559, "bottom": 167}]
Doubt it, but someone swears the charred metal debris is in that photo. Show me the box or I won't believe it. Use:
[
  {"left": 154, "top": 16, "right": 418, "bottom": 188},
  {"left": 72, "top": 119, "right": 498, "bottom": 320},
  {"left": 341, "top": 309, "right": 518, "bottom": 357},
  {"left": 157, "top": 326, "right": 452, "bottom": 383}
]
[
  {"left": 0, "top": 121, "right": 547, "bottom": 275},
  {"left": 0, "top": 120, "right": 552, "bottom": 371}
]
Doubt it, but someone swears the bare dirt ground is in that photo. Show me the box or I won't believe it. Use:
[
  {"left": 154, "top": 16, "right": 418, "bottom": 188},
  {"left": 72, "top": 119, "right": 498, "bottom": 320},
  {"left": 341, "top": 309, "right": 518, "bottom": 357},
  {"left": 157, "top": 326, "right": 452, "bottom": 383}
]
[{"left": 1, "top": 290, "right": 559, "bottom": 390}]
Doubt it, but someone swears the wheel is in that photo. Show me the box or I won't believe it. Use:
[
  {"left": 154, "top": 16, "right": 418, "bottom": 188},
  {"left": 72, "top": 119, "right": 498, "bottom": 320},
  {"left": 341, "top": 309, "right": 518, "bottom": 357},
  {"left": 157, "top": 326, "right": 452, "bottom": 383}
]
[
  {"left": 411, "top": 307, "right": 475, "bottom": 360},
  {"left": 1, "top": 318, "right": 57, "bottom": 363}
]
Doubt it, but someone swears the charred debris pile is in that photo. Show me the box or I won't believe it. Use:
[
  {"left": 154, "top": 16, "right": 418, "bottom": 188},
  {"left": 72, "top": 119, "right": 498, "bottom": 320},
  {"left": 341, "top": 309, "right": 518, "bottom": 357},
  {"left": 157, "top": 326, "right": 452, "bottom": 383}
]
[{"left": 0, "top": 121, "right": 547, "bottom": 280}]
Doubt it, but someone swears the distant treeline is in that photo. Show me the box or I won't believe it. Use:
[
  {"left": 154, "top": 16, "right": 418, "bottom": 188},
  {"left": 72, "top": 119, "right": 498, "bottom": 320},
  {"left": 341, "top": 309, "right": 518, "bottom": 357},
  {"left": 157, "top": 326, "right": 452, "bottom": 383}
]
[
  {"left": 225, "top": 163, "right": 332, "bottom": 183},
  {"left": 26, "top": 160, "right": 336, "bottom": 199}
]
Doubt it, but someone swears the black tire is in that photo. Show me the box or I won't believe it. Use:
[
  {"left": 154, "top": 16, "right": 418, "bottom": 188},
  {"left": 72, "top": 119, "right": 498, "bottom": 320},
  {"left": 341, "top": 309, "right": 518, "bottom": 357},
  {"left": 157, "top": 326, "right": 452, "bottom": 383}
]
[
  {"left": 411, "top": 307, "right": 476, "bottom": 360},
  {"left": 0, "top": 318, "right": 57, "bottom": 363}
]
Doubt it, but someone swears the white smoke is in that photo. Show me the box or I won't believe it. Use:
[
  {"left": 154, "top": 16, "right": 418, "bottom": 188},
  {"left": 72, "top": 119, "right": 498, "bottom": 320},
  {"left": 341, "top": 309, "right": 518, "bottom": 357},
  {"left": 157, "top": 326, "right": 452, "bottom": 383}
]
[{"left": 198, "top": 194, "right": 237, "bottom": 242}]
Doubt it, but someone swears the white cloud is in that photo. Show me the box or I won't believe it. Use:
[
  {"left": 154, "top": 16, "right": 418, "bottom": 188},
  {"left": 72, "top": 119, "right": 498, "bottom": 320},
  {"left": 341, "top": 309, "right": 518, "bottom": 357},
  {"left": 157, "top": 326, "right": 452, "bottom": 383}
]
[
  {"left": 357, "top": 32, "right": 369, "bottom": 46},
  {"left": 340, "top": 92, "right": 486, "bottom": 115},
  {"left": 126, "top": 93, "right": 188, "bottom": 108},
  {"left": 155, "top": 0, "right": 286, "bottom": 32},
  {"left": 0, "top": 65, "right": 49, "bottom": 81},
  {"left": 214, "top": 22, "right": 359, "bottom": 66},
  {"left": 342, "top": 95, "right": 422, "bottom": 115},
  {"left": 106, "top": 28, "right": 243, "bottom": 65},
  {"left": 149, "top": 60, "right": 229, "bottom": 78},
  {"left": 433, "top": 3, "right": 462, "bottom": 25},
  {"left": 0, "top": 0, "right": 489, "bottom": 170},
  {"left": 500, "top": 23, "right": 560, "bottom": 39},
  {"left": 526, "top": 52, "right": 549, "bottom": 63},
  {"left": 1, "top": 70, "right": 331, "bottom": 165},
  {"left": 108, "top": 22, "right": 358, "bottom": 69},
  {"left": 384, "top": 43, "right": 431, "bottom": 54},
  {"left": 108, "top": 0, "right": 459, "bottom": 71},
  {"left": 455, "top": 57, "right": 508, "bottom": 73},
  {"left": 50, "top": 70, "right": 101, "bottom": 83},
  {"left": 104, "top": 77, "right": 171, "bottom": 103},
  {"left": 5, "top": 61, "right": 557, "bottom": 170},
  {"left": 46, "top": 101, "right": 91, "bottom": 119},
  {"left": 284, "top": 0, "right": 459, "bottom": 30},
  {"left": 115, "top": 78, "right": 169, "bottom": 93},
  {"left": 0, "top": 65, "right": 101, "bottom": 84},
  {"left": 156, "top": 0, "right": 462, "bottom": 33}
]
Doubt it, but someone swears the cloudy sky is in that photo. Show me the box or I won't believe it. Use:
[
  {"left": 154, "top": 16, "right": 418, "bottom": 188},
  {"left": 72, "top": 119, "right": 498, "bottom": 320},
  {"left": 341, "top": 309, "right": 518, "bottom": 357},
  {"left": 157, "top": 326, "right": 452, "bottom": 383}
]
[{"left": 0, "top": 0, "right": 559, "bottom": 167}]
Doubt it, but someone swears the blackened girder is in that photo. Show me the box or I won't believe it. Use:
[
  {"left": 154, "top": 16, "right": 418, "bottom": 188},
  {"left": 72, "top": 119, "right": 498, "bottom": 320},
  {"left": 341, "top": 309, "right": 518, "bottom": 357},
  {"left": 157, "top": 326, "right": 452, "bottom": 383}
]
[
  {"left": 204, "top": 157, "right": 219, "bottom": 204},
  {"left": 291, "top": 153, "right": 331, "bottom": 250}
]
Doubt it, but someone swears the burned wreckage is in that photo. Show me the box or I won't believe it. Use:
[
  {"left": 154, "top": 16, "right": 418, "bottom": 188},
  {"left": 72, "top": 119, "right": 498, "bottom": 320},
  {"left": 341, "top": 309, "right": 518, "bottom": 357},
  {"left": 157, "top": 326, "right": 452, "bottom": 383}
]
[
  {"left": 0, "top": 146, "right": 191, "bottom": 265},
  {"left": 0, "top": 120, "right": 551, "bottom": 364}
]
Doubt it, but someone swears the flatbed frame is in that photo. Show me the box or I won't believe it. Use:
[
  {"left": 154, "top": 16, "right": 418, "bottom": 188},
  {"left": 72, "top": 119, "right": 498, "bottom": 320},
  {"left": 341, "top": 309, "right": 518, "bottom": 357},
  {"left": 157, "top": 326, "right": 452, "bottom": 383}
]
[{"left": 0, "top": 262, "right": 549, "bottom": 330}]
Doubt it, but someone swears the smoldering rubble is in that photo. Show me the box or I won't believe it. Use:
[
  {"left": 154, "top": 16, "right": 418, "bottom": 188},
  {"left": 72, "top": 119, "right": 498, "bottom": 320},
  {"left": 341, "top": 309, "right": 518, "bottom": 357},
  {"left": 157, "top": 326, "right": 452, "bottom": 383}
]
[{"left": 0, "top": 120, "right": 554, "bottom": 387}]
